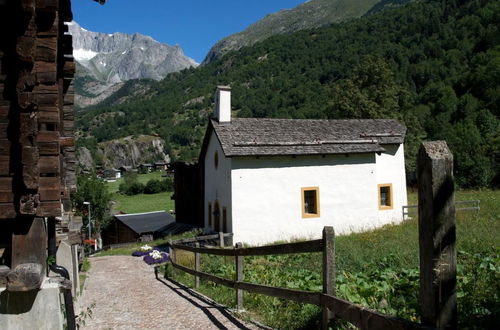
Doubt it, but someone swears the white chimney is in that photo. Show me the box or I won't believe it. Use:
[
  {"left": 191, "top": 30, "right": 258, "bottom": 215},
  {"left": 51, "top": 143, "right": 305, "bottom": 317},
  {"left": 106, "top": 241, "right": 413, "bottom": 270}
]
[{"left": 215, "top": 86, "right": 231, "bottom": 123}]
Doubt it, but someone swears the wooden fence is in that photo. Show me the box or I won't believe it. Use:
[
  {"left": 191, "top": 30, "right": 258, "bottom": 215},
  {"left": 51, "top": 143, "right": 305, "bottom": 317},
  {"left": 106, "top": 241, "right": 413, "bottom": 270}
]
[
  {"left": 167, "top": 228, "right": 430, "bottom": 330},
  {"left": 402, "top": 199, "right": 479, "bottom": 219},
  {"left": 164, "top": 141, "right": 456, "bottom": 330}
]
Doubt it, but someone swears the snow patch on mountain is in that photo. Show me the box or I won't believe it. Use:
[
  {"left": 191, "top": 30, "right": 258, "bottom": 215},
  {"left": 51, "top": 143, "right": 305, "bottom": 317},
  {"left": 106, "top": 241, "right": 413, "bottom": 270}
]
[{"left": 73, "top": 48, "right": 98, "bottom": 61}]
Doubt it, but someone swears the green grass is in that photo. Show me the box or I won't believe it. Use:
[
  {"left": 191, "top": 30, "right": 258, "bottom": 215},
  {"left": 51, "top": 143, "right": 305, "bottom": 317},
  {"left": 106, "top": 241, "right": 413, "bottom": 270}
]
[
  {"left": 112, "top": 191, "right": 174, "bottom": 214},
  {"left": 106, "top": 172, "right": 174, "bottom": 214},
  {"left": 79, "top": 258, "right": 91, "bottom": 295},
  {"left": 106, "top": 171, "right": 165, "bottom": 193},
  {"left": 165, "top": 189, "right": 499, "bottom": 329}
]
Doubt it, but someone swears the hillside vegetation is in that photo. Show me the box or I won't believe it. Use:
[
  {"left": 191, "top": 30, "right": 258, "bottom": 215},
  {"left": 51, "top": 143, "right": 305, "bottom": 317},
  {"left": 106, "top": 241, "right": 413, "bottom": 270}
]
[
  {"left": 77, "top": 0, "right": 500, "bottom": 187},
  {"left": 203, "top": 0, "right": 387, "bottom": 64}
]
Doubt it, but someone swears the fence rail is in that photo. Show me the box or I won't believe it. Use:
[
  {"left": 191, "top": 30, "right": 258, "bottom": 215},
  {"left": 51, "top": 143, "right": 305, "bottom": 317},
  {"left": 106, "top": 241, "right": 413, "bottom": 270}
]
[
  {"left": 170, "top": 238, "right": 322, "bottom": 256},
  {"left": 170, "top": 232, "right": 233, "bottom": 247},
  {"left": 403, "top": 199, "right": 479, "bottom": 219},
  {"left": 167, "top": 228, "right": 430, "bottom": 330}
]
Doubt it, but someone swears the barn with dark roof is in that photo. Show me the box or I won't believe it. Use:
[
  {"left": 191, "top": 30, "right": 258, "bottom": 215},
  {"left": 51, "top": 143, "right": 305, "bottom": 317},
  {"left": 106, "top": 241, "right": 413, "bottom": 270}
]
[
  {"left": 198, "top": 86, "right": 408, "bottom": 245},
  {"left": 102, "top": 211, "right": 176, "bottom": 245}
]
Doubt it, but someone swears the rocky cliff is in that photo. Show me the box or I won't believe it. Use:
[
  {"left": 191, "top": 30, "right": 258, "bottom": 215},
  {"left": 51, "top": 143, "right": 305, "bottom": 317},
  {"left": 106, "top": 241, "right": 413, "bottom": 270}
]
[{"left": 77, "top": 135, "right": 170, "bottom": 170}]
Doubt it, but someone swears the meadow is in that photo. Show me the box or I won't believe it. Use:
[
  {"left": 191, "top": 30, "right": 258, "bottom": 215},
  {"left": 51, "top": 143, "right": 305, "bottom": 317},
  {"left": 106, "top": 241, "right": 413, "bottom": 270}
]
[{"left": 106, "top": 172, "right": 174, "bottom": 214}]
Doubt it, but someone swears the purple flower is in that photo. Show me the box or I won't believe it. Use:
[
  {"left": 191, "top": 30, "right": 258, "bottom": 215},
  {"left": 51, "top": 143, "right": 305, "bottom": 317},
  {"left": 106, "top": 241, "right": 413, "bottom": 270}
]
[{"left": 143, "top": 251, "right": 170, "bottom": 265}]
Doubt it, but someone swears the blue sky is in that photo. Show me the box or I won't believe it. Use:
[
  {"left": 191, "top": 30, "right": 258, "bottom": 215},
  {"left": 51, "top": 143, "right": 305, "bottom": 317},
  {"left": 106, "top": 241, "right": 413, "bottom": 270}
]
[{"left": 72, "top": 0, "right": 306, "bottom": 63}]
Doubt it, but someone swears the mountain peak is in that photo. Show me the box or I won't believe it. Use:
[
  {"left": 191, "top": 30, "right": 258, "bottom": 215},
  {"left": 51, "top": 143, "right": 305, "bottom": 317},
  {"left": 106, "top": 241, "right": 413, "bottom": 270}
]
[
  {"left": 69, "top": 21, "right": 198, "bottom": 82},
  {"left": 70, "top": 21, "right": 198, "bottom": 108}
]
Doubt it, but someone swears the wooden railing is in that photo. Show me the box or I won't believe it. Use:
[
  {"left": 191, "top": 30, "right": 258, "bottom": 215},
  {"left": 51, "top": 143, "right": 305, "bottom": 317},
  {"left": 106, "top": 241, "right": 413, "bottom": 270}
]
[
  {"left": 170, "top": 232, "right": 233, "bottom": 247},
  {"left": 167, "top": 228, "right": 430, "bottom": 330},
  {"left": 403, "top": 199, "right": 480, "bottom": 219}
]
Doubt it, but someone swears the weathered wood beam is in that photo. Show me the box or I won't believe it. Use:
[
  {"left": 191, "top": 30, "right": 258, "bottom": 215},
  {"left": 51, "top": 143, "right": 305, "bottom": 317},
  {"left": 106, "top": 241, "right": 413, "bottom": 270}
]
[
  {"left": 36, "top": 201, "right": 60, "bottom": 217},
  {"left": 0, "top": 203, "right": 17, "bottom": 219},
  {"left": 39, "top": 155, "right": 60, "bottom": 175},
  {"left": 418, "top": 141, "right": 457, "bottom": 329},
  {"left": 0, "top": 177, "right": 13, "bottom": 203},
  {"left": 322, "top": 226, "right": 335, "bottom": 329},
  {"left": 8, "top": 217, "right": 47, "bottom": 290},
  {"left": 35, "top": 37, "right": 57, "bottom": 62},
  {"left": 6, "top": 262, "right": 43, "bottom": 291},
  {"left": 39, "top": 176, "right": 60, "bottom": 201},
  {"left": 320, "top": 294, "right": 430, "bottom": 330},
  {"left": 171, "top": 239, "right": 323, "bottom": 257},
  {"left": 171, "top": 260, "right": 322, "bottom": 306}
]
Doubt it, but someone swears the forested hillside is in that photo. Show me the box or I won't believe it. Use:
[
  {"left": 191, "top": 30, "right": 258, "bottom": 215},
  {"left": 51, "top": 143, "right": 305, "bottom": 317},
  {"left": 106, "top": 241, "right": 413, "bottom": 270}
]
[{"left": 77, "top": 0, "right": 499, "bottom": 187}]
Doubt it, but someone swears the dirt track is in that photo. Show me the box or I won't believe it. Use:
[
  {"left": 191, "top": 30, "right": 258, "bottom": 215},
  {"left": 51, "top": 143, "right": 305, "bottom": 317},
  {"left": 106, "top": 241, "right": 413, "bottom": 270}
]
[{"left": 78, "top": 255, "right": 257, "bottom": 330}]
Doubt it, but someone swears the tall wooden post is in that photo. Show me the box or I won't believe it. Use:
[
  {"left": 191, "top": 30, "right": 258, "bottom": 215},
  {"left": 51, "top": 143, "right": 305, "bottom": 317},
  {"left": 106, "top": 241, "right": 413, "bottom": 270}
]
[
  {"left": 322, "top": 226, "right": 335, "bottom": 330},
  {"left": 194, "top": 242, "right": 200, "bottom": 289},
  {"left": 418, "top": 141, "right": 457, "bottom": 329},
  {"left": 219, "top": 232, "right": 224, "bottom": 247},
  {"left": 235, "top": 242, "right": 244, "bottom": 310},
  {"left": 7, "top": 217, "right": 47, "bottom": 291},
  {"left": 168, "top": 240, "right": 175, "bottom": 264}
]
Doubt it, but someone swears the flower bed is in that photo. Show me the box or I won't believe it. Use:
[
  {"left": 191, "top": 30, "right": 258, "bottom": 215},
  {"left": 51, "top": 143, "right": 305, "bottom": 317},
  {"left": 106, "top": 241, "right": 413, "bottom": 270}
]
[
  {"left": 143, "top": 250, "right": 170, "bottom": 265},
  {"left": 132, "top": 244, "right": 153, "bottom": 257}
]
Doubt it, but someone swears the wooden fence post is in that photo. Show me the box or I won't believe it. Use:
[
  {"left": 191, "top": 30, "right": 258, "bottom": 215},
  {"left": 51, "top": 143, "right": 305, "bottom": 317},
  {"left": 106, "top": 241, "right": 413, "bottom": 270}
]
[
  {"left": 235, "top": 242, "right": 244, "bottom": 310},
  {"left": 417, "top": 141, "right": 457, "bottom": 329},
  {"left": 322, "top": 226, "right": 335, "bottom": 330},
  {"left": 168, "top": 240, "right": 175, "bottom": 264},
  {"left": 194, "top": 242, "right": 200, "bottom": 289},
  {"left": 219, "top": 232, "right": 224, "bottom": 247}
]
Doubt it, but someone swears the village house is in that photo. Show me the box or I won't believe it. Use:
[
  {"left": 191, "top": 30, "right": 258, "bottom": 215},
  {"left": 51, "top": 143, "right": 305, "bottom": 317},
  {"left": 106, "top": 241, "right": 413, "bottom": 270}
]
[
  {"left": 200, "top": 86, "right": 408, "bottom": 245},
  {"left": 102, "top": 211, "right": 175, "bottom": 245}
]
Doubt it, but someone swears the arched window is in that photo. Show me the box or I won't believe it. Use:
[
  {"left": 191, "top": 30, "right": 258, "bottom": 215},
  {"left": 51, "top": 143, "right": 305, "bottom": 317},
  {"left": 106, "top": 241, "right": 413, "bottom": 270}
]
[
  {"left": 208, "top": 203, "right": 212, "bottom": 228},
  {"left": 213, "top": 201, "right": 221, "bottom": 231}
]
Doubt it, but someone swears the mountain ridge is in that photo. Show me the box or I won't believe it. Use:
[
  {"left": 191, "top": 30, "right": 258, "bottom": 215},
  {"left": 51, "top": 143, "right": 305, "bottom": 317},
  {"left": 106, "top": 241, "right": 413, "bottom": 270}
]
[
  {"left": 203, "top": 0, "right": 383, "bottom": 64},
  {"left": 70, "top": 21, "right": 197, "bottom": 107}
]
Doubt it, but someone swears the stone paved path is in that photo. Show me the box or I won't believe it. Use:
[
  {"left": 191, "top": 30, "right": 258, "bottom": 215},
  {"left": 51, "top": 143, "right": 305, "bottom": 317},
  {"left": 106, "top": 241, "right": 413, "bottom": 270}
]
[{"left": 78, "top": 255, "right": 258, "bottom": 330}]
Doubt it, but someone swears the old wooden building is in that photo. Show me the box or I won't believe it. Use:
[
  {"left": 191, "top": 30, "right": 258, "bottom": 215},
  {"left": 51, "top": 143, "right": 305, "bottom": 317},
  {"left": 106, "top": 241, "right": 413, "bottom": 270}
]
[{"left": 0, "top": 0, "right": 104, "bottom": 329}]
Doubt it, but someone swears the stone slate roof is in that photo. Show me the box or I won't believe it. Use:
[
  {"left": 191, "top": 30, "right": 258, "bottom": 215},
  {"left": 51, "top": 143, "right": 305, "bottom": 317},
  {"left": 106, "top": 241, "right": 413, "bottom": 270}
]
[
  {"left": 115, "top": 211, "right": 175, "bottom": 235},
  {"left": 211, "top": 118, "right": 406, "bottom": 157}
]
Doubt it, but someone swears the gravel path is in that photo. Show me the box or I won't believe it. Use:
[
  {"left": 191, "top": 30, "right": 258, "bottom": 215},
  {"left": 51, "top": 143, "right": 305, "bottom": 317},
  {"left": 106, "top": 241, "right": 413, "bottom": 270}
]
[{"left": 78, "top": 255, "right": 258, "bottom": 330}]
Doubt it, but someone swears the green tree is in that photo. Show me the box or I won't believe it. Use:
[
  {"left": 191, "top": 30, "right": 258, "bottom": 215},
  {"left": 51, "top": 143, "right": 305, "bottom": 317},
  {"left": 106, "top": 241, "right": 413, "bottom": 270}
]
[
  {"left": 72, "top": 173, "right": 112, "bottom": 233},
  {"left": 327, "top": 57, "right": 406, "bottom": 119}
]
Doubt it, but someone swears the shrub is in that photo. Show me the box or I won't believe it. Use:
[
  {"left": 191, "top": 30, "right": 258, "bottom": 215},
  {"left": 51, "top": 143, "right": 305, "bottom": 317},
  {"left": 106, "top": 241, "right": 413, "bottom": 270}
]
[
  {"left": 160, "top": 177, "right": 174, "bottom": 192},
  {"left": 124, "top": 182, "right": 145, "bottom": 195},
  {"left": 144, "top": 179, "right": 162, "bottom": 194}
]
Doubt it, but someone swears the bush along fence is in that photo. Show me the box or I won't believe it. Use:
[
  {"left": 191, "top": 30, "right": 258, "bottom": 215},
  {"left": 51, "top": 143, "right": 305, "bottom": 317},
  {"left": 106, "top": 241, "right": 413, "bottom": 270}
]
[{"left": 165, "top": 141, "right": 457, "bottom": 330}]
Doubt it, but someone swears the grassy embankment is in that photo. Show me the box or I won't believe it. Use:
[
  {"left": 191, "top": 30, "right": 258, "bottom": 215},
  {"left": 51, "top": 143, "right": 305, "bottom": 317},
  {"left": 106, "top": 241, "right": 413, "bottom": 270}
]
[
  {"left": 165, "top": 189, "right": 499, "bottom": 329},
  {"left": 79, "top": 257, "right": 91, "bottom": 294},
  {"left": 106, "top": 172, "right": 175, "bottom": 214}
]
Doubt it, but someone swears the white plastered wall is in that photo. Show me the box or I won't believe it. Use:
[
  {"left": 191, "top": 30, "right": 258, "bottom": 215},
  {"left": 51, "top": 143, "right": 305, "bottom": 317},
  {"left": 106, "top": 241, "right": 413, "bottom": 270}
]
[
  {"left": 204, "top": 132, "right": 232, "bottom": 231},
  {"left": 375, "top": 144, "right": 408, "bottom": 224},
  {"left": 230, "top": 154, "right": 392, "bottom": 245}
]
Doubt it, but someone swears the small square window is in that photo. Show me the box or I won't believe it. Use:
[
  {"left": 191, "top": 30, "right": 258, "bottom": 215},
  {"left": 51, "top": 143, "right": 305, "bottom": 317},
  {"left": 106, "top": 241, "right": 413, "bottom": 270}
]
[
  {"left": 301, "top": 187, "right": 320, "bottom": 218},
  {"left": 378, "top": 184, "right": 393, "bottom": 210}
]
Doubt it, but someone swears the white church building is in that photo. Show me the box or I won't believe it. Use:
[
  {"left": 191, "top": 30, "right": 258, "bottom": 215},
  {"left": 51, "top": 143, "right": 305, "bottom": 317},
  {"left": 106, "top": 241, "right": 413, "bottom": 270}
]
[{"left": 200, "top": 86, "right": 408, "bottom": 245}]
